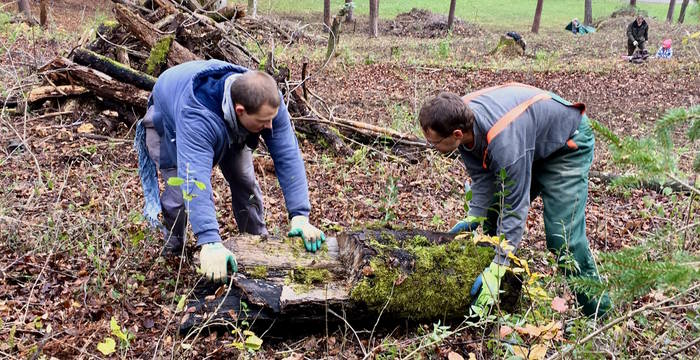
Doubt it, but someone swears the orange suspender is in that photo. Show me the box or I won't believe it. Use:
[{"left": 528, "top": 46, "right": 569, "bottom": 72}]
[{"left": 481, "top": 93, "right": 553, "bottom": 169}]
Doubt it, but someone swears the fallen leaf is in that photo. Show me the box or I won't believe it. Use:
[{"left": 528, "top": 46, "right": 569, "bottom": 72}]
[
  {"left": 468, "top": 353, "right": 476, "bottom": 360},
  {"left": 551, "top": 297, "right": 568, "bottom": 313},
  {"left": 96, "top": 337, "right": 116, "bottom": 355},
  {"left": 143, "top": 318, "right": 154, "bottom": 329},
  {"left": 512, "top": 343, "right": 548, "bottom": 360},
  {"left": 394, "top": 273, "right": 407, "bottom": 286},
  {"left": 515, "top": 324, "right": 543, "bottom": 338},
  {"left": 282, "top": 353, "right": 303, "bottom": 360},
  {"left": 500, "top": 325, "right": 514, "bottom": 339},
  {"left": 447, "top": 351, "right": 464, "bottom": 360},
  {"left": 77, "top": 123, "right": 95, "bottom": 134}
]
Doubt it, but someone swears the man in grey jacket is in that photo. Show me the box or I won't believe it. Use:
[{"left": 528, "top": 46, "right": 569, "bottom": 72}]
[
  {"left": 626, "top": 15, "right": 649, "bottom": 56},
  {"left": 419, "top": 83, "right": 611, "bottom": 318}
]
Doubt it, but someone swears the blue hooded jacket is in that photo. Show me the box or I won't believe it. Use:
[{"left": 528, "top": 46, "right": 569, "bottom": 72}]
[{"left": 138, "top": 60, "right": 310, "bottom": 245}]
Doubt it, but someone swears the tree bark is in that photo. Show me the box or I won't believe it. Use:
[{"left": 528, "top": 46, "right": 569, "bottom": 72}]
[
  {"left": 72, "top": 48, "right": 157, "bottom": 91},
  {"left": 678, "top": 0, "right": 690, "bottom": 23},
  {"left": 344, "top": 0, "right": 353, "bottom": 23},
  {"left": 667, "top": 0, "right": 677, "bottom": 23},
  {"left": 17, "top": 0, "right": 37, "bottom": 25},
  {"left": 113, "top": 4, "right": 199, "bottom": 67},
  {"left": 584, "top": 0, "right": 593, "bottom": 26},
  {"left": 369, "top": 0, "right": 378, "bottom": 37},
  {"left": 531, "top": 0, "right": 543, "bottom": 34},
  {"left": 630, "top": 0, "right": 636, "bottom": 7},
  {"left": 180, "top": 229, "right": 522, "bottom": 334},
  {"left": 326, "top": 15, "right": 341, "bottom": 59},
  {"left": 27, "top": 85, "right": 88, "bottom": 103},
  {"left": 247, "top": 0, "right": 257, "bottom": 18},
  {"left": 447, "top": 0, "right": 457, "bottom": 31},
  {"left": 39, "top": 0, "right": 48, "bottom": 28},
  {"left": 323, "top": 0, "right": 331, "bottom": 29}
]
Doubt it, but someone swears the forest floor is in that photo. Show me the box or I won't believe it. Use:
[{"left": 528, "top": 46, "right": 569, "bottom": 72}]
[{"left": 0, "top": 1, "right": 698, "bottom": 359}]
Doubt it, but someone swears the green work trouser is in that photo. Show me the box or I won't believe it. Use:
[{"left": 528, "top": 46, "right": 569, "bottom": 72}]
[{"left": 482, "top": 116, "right": 611, "bottom": 318}]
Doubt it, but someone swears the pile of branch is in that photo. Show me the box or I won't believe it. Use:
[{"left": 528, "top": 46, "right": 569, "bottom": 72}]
[{"left": 25, "top": 0, "right": 427, "bottom": 155}]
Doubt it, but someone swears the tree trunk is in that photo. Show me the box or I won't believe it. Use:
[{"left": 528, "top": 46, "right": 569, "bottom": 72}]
[
  {"left": 72, "top": 47, "right": 157, "bottom": 91},
  {"left": 39, "top": 0, "right": 48, "bottom": 28},
  {"left": 584, "top": 0, "right": 593, "bottom": 26},
  {"left": 630, "top": 0, "right": 636, "bottom": 7},
  {"left": 678, "top": 0, "right": 690, "bottom": 23},
  {"left": 180, "top": 229, "right": 522, "bottom": 334},
  {"left": 368, "top": 0, "right": 378, "bottom": 37},
  {"left": 247, "top": 0, "right": 256, "bottom": 18},
  {"left": 667, "top": 0, "right": 677, "bottom": 23},
  {"left": 447, "top": 0, "right": 457, "bottom": 31},
  {"left": 323, "top": 0, "right": 331, "bottom": 29},
  {"left": 344, "top": 0, "right": 353, "bottom": 23},
  {"left": 531, "top": 0, "right": 543, "bottom": 34},
  {"left": 326, "top": 15, "right": 341, "bottom": 59},
  {"left": 17, "top": 0, "right": 37, "bottom": 25}
]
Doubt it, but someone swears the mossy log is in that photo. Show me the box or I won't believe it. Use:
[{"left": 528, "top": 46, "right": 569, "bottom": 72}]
[
  {"left": 180, "top": 228, "right": 522, "bottom": 335},
  {"left": 73, "top": 48, "right": 156, "bottom": 91}
]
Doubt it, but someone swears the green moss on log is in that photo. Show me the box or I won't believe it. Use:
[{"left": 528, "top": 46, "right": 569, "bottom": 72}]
[
  {"left": 248, "top": 265, "right": 268, "bottom": 279},
  {"left": 145, "top": 36, "right": 173, "bottom": 76},
  {"left": 350, "top": 233, "right": 495, "bottom": 319}
]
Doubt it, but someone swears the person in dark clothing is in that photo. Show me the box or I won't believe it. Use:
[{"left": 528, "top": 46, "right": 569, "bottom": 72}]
[{"left": 626, "top": 15, "right": 649, "bottom": 56}]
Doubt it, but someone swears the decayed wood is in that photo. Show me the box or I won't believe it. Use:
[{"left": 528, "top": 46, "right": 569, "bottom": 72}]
[
  {"left": 589, "top": 170, "right": 696, "bottom": 193},
  {"left": 40, "top": 57, "right": 150, "bottom": 109},
  {"left": 114, "top": 4, "right": 199, "bottom": 67},
  {"left": 180, "top": 229, "right": 522, "bottom": 334},
  {"left": 27, "top": 85, "right": 88, "bottom": 103},
  {"left": 73, "top": 48, "right": 156, "bottom": 91},
  {"left": 205, "top": 3, "right": 247, "bottom": 22}
]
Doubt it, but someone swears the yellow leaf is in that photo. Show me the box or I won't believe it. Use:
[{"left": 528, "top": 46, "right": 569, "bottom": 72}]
[
  {"left": 245, "top": 334, "right": 263, "bottom": 350},
  {"left": 181, "top": 343, "right": 192, "bottom": 350},
  {"left": 110, "top": 317, "right": 128, "bottom": 342},
  {"left": 77, "top": 123, "right": 95, "bottom": 134},
  {"left": 97, "top": 337, "right": 116, "bottom": 355},
  {"left": 468, "top": 353, "right": 477, "bottom": 360},
  {"left": 176, "top": 295, "right": 187, "bottom": 312},
  {"left": 512, "top": 343, "right": 548, "bottom": 360}
]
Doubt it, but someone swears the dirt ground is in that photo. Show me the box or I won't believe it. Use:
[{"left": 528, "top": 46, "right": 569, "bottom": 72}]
[{"left": 0, "top": 2, "right": 698, "bottom": 359}]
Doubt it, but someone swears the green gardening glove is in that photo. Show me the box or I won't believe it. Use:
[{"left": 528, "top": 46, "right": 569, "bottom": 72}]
[
  {"left": 287, "top": 215, "right": 326, "bottom": 252},
  {"left": 199, "top": 242, "right": 238, "bottom": 283},
  {"left": 470, "top": 262, "right": 508, "bottom": 317}
]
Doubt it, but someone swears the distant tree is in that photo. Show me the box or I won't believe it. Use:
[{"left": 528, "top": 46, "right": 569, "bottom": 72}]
[
  {"left": 667, "top": 0, "right": 677, "bottom": 23},
  {"left": 17, "top": 0, "right": 37, "bottom": 25},
  {"left": 447, "top": 0, "right": 457, "bottom": 31},
  {"left": 324, "top": 0, "right": 331, "bottom": 29},
  {"left": 584, "top": 0, "right": 593, "bottom": 26},
  {"left": 531, "top": 0, "right": 543, "bottom": 34},
  {"left": 630, "top": 0, "right": 637, "bottom": 7},
  {"left": 678, "top": 0, "right": 690, "bottom": 23},
  {"left": 40, "top": 0, "right": 48, "bottom": 28},
  {"left": 248, "top": 0, "right": 257, "bottom": 18},
  {"left": 369, "top": 0, "right": 378, "bottom": 37},
  {"left": 345, "top": 0, "right": 353, "bottom": 23}
]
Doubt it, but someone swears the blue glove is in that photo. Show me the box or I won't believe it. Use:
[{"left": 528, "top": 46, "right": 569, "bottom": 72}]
[{"left": 448, "top": 220, "right": 480, "bottom": 235}]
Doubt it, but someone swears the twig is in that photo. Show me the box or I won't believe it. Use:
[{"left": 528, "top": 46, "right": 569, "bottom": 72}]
[
  {"left": 667, "top": 336, "right": 700, "bottom": 358},
  {"left": 546, "top": 283, "right": 700, "bottom": 360},
  {"left": 327, "top": 308, "right": 367, "bottom": 357}
]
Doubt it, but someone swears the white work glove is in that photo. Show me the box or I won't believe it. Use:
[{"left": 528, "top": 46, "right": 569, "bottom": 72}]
[
  {"left": 199, "top": 242, "right": 237, "bottom": 282},
  {"left": 633, "top": 40, "right": 638, "bottom": 46},
  {"left": 287, "top": 215, "right": 326, "bottom": 252}
]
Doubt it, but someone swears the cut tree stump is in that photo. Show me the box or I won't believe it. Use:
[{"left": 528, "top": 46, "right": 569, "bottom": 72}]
[{"left": 180, "top": 228, "right": 522, "bottom": 335}]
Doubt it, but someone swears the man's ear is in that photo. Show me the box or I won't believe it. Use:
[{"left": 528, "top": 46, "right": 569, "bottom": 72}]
[
  {"left": 453, "top": 129, "right": 463, "bottom": 139},
  {"left": 234, "top": 104, "right": 246, "bottom": 116}
]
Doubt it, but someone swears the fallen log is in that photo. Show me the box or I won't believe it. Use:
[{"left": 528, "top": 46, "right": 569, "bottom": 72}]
[
  {"left": 73, "top": 48, "right": 157, "bottom": 91},
  {"left": 27, "top": 85, "right": 88, "bottom": 103},
  {"left": 113, "top": 4, "right": 200, "bottom": 67},
  {"left": 589, "top": 170, "right": 697, "bottom": 194},
  {"left": 180, "top": 228, "right": 522, "bottom": 334},
  {"left": 39, "top": 57, "right": 150, "bottom": 109}
]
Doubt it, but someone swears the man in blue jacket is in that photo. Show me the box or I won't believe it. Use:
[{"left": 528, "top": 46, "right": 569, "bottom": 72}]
[
  {"left": 134, "top": 60, "right": 325, "bottom": 283},
  {"left": 419, "top": 83, "right": 611, "bottom": 319}
]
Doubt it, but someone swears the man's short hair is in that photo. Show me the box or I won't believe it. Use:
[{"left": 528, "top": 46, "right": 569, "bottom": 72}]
[
  {"left": 419, "top": 92, "right": 475, "bottom": 137},
  {"left": 231, "top": 71, "right": 281, "bottom": 113}
]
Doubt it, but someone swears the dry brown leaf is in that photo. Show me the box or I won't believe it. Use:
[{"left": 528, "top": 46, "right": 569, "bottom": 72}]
[
  {"left": 512, "top": 343, "right": 548, "bottom": 360},
  {"left": 500, "top": 325, "right": 514, "bottom": 339},
  {"left": 77, "top": 123, "right": 95, "bottom": 134},
  {"left": 551, "top": 296, "right": 568, "bottom": 313},
  {"left": 515, "top": 324, "right": 543, "bottom": 338},
  {"left": 447, "top": 351, "right": 464, "bottom": 360},
  {"left": 281, "top": 353, "right": 303, "bottom": 360}
]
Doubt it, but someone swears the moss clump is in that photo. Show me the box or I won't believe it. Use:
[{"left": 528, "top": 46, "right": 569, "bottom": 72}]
[
  {"left": 102, "top": 20, "right": 119, "bottom": 29},
  {"left": 145, "top": 36, "right": 173, "bottom": 76},
  {"left": 290, "top": 267, "right": 331, "bottom": 286},
  {"left": 350, "top": 236, "right": 495, "bottom": 319},
  {"left": 248, "top": 265, "right": 268, "bottom": 279}
]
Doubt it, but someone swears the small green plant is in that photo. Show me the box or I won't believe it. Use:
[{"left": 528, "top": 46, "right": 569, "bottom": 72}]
[
  {"left": 379, "top": 175, "right": 398, "bottom": 224},
  {"left": 347, "top": 147, "right": 369, "bottom": 168}
]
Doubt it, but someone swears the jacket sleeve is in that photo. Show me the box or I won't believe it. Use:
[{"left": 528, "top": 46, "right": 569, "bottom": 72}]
[
  {"left": 460, "top": 151, "right": 496, "bottom": 220},
  {"left": 177, "top": 109, "right": 221, "bottom": 246},
  {"left": 626, "top": 23, "right": 635, "bottom": 42},
  {"left": 643, "top": 25, "right": 648, "bottom": 42},
  {"left": 263, "top": 95, "right": 311, "bottom": 219},
  {"left": 491, "top": 153, "right": 533, "bottom": 265}
]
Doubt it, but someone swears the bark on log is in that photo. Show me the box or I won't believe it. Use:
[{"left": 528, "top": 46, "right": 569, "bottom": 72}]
[
  {"left": 27, "top": 85, "right": 88, "bottom": 103},
  {"left": 73, "top": 48, "right": 156, "bottom": 91},
  {"left": 206, "top": 4, "right": 246, "bottom": 22},
  {"left": 114, "top": 4, "right": 199, "bottom": 67},
  {"left": 180, "top": 228, "right": 522, "bottom": 334},
  {"left": 39, "top": 57, "right": 150, "bottom": 109}
]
